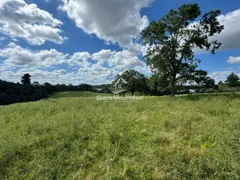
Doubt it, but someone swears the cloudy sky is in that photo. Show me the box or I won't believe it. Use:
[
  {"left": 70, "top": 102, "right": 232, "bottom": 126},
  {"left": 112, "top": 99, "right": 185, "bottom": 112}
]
[{"left": 0, "top": 0, "right": 240, "bottom": 85}]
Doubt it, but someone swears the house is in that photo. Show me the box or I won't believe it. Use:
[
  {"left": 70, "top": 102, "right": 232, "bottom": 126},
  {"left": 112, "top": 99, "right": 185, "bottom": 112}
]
[{"left": 112, "top": 77, "right": 128, "bottom": 96}]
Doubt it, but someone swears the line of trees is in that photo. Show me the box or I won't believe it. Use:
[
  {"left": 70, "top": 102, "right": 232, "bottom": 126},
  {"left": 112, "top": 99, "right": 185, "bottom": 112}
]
[
  {"left": 113, "top": 69, "right": 216, "bottom": 96},
  {"left": 218, "top": 72, "right": 240, "bottom": 91},
  {"left": 0, "top": 74, "right": 97, "bottom": 105},
  {"left": 1, "top": 70, "right": 239, "bottom": 105}
]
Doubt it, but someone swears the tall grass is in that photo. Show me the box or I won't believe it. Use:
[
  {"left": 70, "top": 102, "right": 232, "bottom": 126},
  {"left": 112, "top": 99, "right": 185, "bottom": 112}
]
[
  {"left": 50, "top": 91, "right": 106, "bottom": 98},
  {"left": 0, "top": 94, "right": 240, "bottom": 179}
]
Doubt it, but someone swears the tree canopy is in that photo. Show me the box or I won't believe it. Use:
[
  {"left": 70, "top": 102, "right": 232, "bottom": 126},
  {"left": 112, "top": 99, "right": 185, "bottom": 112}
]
[
  {"left": 21, "top": 73, "right": 31, "bottom": 85},
  {"left": 114, "top": 70, "right": 147, "bottom": 95},
  {"left": 192, "top": 70, "right": 215, "bottom": 89},
  {"left": 141, "top": 3, "right": 224, "bottom": 96},
  {"left": 225, "top": 72, "right": 239, "bottom": 87}
]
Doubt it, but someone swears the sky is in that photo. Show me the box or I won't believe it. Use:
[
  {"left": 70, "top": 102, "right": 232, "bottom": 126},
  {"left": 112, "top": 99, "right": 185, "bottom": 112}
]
[{"left": 0, "top": 0, "right": 240, "bottom": 85}]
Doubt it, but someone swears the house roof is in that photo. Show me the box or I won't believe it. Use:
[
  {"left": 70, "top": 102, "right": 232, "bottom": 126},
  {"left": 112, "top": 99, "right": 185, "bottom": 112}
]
[
  {"left": 113, "top": 77, "right": 127, "bottom": 87},
  {"left": 112, "top": 89, "right": 128, "bottom": 95}
]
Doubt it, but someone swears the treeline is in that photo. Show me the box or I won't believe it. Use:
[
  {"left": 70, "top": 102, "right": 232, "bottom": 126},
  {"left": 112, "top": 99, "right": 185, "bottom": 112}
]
[
  {"left": 218, "top": 72, "right": 240, "bottom": 91},
  {"left": 113, "top": 69, "right": 216, "bottom": 96},
  {"left": 0, "top": 79, "right": 47, "bottom": 105},
  {"left": 0, "top": 74, "right": 99, "bottom": 105},
  {"left": 113, "top": 70, "right": 240, "bottom": 96},
  {"left": 1, "top": 71, "right": 239, "bottom": 105}
]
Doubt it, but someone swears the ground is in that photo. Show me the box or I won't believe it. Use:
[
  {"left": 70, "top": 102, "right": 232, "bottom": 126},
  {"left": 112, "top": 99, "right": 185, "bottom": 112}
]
[{"left": 0, "top": 92, "right": 240, "bottom": 179}]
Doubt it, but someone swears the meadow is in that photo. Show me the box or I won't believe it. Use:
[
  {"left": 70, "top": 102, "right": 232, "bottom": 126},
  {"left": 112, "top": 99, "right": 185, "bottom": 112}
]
[{"left": 0, "top": 92, "right": 240, "bottom": 179}]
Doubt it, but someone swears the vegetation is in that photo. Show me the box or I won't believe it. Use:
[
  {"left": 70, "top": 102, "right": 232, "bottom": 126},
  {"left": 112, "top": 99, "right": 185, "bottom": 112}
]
[
  {"left": 0, "top": 94, "right": 240, "bottom": 179},
  {"left": 1, "top": 2, "right": 239, "bottom": 179},
  {"left": 50, "top": 91, "right": 107, "bottom": 99},
  {"left": 141, "top": 3, "right": 224, "bottom": 96},
  {"left": 0, "top": 74, "right": 106, "bottom": 105},
  {"left": 1, "top": 70, "right": 240, "bottom": 105},
  {"left": 226, "top": 72, "right": 240, "bottom": 87},
  {"left": 0, "top": 79, "right": 48, "bottom": 105},
  {"left": 21, "top": 73, "right": 31, "bottom": 85},
  {"left": 113, "top": 70, "right": 148, "bottom": 95}
]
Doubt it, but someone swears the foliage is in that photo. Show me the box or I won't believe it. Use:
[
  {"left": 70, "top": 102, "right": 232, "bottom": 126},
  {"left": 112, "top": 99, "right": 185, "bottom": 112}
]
[
  {"left": 50, "top": 91, "right": 107, "bottom": 99},
  {"left": 192, "top": 70, "right": 215, "bottom": 89},
  {"left": 0, "top": 76, "right": 98, "bottom": 105},
  {"left": 141, "top": 3, "right": 224, "bottom": 96},
  {"left": 21, "top": 73, "right": 31, "bottom": 85},
  {"left": 0, "top": 94, "right": 240, "bottom": 179},
  {"left": 225, "top": 72, "right": 240, "bottom": 87},
  {"left": 114, "top": 70, "right": 148, "bottom": 95},
  {"left": 0, "top": 79, "right": 48, "bottom": 105},
  {"left": 147, "top": 74, "right": 171, "bottom": 95}
]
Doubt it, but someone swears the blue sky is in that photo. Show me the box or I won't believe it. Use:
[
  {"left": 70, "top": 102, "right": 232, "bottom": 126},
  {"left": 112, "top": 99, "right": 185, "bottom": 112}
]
[{"left": 0, "top": 0, "right": 240, "bottom": 85}]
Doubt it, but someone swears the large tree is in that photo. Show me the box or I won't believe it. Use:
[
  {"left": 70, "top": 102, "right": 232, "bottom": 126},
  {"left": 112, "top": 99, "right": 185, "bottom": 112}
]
[
  {"left": 115, "top": 70, "right": 147, "bottom": 95},
  {"left": 225, "top": 72, "right": 239, "bottom": 87},
  {"left": 141, "top": 3, "right": 224, "bottom": 96},
  {"left": 21, "top": 73, "right": 31, "bottom": 85}
]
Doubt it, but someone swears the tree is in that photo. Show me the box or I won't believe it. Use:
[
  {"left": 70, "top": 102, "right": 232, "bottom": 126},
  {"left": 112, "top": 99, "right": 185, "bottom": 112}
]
[
  {"left": 115, "top": 70, "right": 147, "bottom": 95},
  {"left": 225, "top": 72, "right": 239, "bottom": 87},
  {"left": 21, "top": 73, "right": 31, "bottom": 85},
  {"left": 32, "top": 81, "right": 40, "bottom": 86},
  {"left": 193, "top": 70, "right": 215, "bottom": 89},
  {"left": 141, "top": 3, "right": 224, "bottom": 96},
  {"left": 205, "top": 77, "right": 215, "bottom": 89},
  {"left": 218, "top": 81, "right": 228, "bottom": 91}
]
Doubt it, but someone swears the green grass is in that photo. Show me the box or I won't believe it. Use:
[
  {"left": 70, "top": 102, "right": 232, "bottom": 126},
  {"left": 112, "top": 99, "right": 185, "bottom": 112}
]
[
  {"left": 50, "top": 91, "right": 107, "bottom": 98},
  {"left": 0, "top": 94, "right": 240, "bottom": 179},
  {"left": 50, "top": 91, "right": 142, "bottom": 99}
]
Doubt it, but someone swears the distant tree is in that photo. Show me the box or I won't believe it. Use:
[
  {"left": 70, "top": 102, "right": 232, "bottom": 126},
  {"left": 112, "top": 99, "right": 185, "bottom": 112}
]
[
  {"left": 193, "top": 70, "right": 215, "bottom": 89},
  {"left": 79, "top": 84, "right": 93, "bottom": 91},
  {"left": 205, "top": 77, "right": 215, "bottom": 89},
  {"left": 147, "top": 74, "right": 171, "bottom": 95},
  {"left": 118, "top": 70, "right": 147, "bottom": 95},
  {"left": 218, "top": 81, "right": 228, "bottom": 91},
  {"left": 43, "top": 82, "right": 56, "bottom": 94},
  {"left": 21, "top": 74, "right": 31, "bottom": 85},
  {"left": 225, "top": 72, "right": 240, "bottom": 87},
  {"left": 32, "top": 81, "right": 40, "bottom": 86},
  {"left": 141, "top": 3, "right": 224, "bottom": 96}
]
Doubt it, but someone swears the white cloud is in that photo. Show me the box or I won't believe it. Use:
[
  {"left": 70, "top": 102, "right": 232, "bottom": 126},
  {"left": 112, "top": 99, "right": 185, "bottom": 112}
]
[
  {"left": 91, "top": 44, "right": 148, "bottom": 72},
  {"left": 0, "top": 37, "right": 6, "bottom": 41},
  {"left": 92, "top": 50, "right": 113, "bottom": 61},
  {"left": 0, "top": 43, "right": 150, "bottom": 85},
  {"left": 195, "top": 8, "right": 240, "bottom": 54},
  {"left": 209, "top": 70, "right": 240, "bottom": 83},
  {"left": 0, "top": 43, "right": 68, "bottom": 67},
  {"left": 0, "top": 0, "right": 65, "bottom": 45},
  {"left": 227, "top": 56, "right": 240, "bottom": 64},
  {"left": 213, "top": 9, "right": 240, "bottom": 50},
  {"left": 59, "top": 0, "right": 152, "bottom": 47}
]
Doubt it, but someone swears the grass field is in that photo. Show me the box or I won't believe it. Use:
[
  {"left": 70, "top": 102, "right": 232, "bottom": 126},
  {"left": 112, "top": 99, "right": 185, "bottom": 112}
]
[
  {"left": 50, "top": 91, "right": 107, "bottom": 98},
  {"left": 0, "top": 92, "right": 240, "bottom": 179}
]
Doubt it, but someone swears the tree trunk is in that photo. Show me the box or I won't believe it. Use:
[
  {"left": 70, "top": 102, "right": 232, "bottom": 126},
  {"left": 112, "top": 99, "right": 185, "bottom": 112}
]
[
  {"left": 170, "top": 87, "right": 175, "bottom": 97},
  {"left": 170, "top": 76, "right": 176, "bottom": 97}
]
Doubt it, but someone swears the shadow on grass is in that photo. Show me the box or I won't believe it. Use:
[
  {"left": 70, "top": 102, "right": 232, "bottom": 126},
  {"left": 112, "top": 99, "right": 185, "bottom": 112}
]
[{"left": 177, "top": 92, "right": 240, "bottom": 101}]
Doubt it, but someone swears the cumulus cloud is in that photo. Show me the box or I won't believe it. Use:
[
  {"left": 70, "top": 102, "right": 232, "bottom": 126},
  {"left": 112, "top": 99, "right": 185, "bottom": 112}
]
[
  {"left": 213, "top": 9, "right": 240, "bottom": 50},
  {"left": 195, "top": 8, "right": 240, "bottom": 54},
  {"left": 0, "top": 43, "right": 68, "bottom": 67},
  {"left": 209, "top": 70, "right": 240, "bottom": 83},
  {"left": 0, "top": 0, "right": 65, "bottom": 45},
  {"left": 59, "top": 0, "right": 152, "bottom": 47},
  {"left": 92, "top": 44, "right": 147, "bottom": 72},
  {"left": 0, "top": 43, "right": 150, "bottom": 84},
  {"left": 226, "top": 56, "right": 240, "bottom": 64}
]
